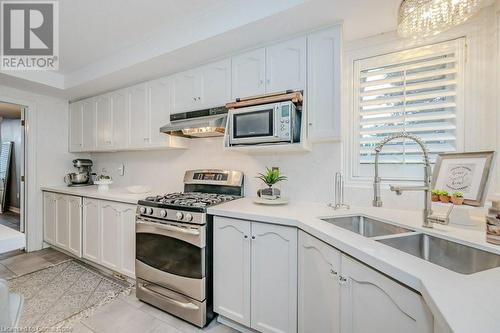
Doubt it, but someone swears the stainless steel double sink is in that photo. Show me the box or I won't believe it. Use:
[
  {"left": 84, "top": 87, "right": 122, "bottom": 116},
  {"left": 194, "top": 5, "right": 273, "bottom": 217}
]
[{"left": 321, "top": 216, "right": 500, "bottom": 274}]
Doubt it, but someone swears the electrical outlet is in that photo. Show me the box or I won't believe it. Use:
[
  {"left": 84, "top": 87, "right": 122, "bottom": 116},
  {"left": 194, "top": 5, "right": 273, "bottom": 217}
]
[{"left": 118, "top": 164, "right": 125, "bottom": 176}]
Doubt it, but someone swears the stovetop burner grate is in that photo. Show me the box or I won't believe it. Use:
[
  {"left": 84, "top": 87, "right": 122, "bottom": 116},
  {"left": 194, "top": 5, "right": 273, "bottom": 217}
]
[{"left": 144, "top": 192, "right": 239, "bottom": 208}]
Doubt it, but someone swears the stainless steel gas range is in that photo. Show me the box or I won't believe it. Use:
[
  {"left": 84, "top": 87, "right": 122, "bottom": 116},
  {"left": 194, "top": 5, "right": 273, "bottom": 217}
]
[{"left": 135, "top": 169, "right": 244, "bottom": 327}]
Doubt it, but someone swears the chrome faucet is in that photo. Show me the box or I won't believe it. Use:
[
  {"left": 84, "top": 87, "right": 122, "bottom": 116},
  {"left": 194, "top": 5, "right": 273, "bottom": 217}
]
[{"left": 372, "top": 132, "right": 446, "bottom": 228}]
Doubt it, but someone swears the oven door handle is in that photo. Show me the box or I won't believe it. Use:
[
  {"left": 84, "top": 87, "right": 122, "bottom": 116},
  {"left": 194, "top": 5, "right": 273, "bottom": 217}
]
[
  {"left": 138, "top": 282, "right": 200, "bottom": 310},
  {"left": 137, "top": 220, "right": 200, "bottom": 236}
]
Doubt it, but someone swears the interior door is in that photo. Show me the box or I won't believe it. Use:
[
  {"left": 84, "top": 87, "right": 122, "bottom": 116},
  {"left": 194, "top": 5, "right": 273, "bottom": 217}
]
[
  {"left": 128, "top": 83, "right": 150, "bottom": 147},
  {"left": 231, "top": 48, "right": 266, "bottom": 99},
  {"left": 298, "top": 231, "right": 341, "bottom": 333},
  {"left": 213, "top": 217, "right": 251, "bottom": 326},
  {"left": 148, "top": 78, "right": 172, "bottom": 146},
  {"left": 200, "top": 59, "right": 231, "bottom": 108},
  {"left": 266, "top": 37, "right": 306, "bottom": 93},
  {"left": 251, "top": 222, "right": 297, "bottom": 333}
]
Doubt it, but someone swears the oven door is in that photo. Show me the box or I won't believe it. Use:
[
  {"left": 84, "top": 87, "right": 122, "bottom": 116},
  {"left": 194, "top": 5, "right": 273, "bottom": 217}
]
[
  {"left": 229, "top": 104, "right": 281, "bottom": 145},
  {"left": 135, "top": 217, "right": 206, "bottom": 300}
]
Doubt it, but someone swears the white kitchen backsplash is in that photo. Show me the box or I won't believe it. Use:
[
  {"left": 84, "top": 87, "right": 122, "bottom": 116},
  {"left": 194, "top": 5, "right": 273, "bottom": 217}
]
[{"left": 91, "top": 138, "right": 342, "bottom": 203}]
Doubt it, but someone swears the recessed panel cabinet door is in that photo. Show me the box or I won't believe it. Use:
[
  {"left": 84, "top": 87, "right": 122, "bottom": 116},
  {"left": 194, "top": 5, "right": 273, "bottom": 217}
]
[
  {"left": 172, "top": 71, "right": 199, "bottom": 113},
  {"left": 307, "top": 26, "right": 342, "bottom": 142},
  {"left": 119, "top": 204, "right": 136, "bottom": 278},
  {"left": 81, "top": 99, "right": 96, "bottom": 151},
  {"left": 99, "top": 202, "right": 121, "bottom": 271},
  {"left": 298, "top": 231, "right": 341, "bottom": 333},
  {"left": 69, "top": 102, "right": 83, "bottom": 152},
  {"left": 340, "top": 255, "right": 433, "bottom": 333},
  {"left": 214, "top": 217, "right": 251, "bottom": 327},
  {"left": 148, "top": 78, "right": 172, "bottom": 146},
  {"left": 110, "top": 89, "right": 129, "bottom": 149},
  {"left": 266, "top": 37, "right": 306, "bottom": 93},
  {"left": 55, "top": 195, "right": 69, "bottom": 250},
  {"left": 96, "top": 95, "right": 112, "bottom": 150},
  {"left": 200, "top": 59, "right": 231, "bottom": 108},
  {"left": 231, "top": 48, "right": 266, "bottom": 99},
  {"left": 251, "top": 223, "right": 297, "bottom": 333},
  {"left": 43, "top": 192, "right": 56, "bottom": 245},
  {"left": 128, "top": 83, "right": 150, "bottom": 147},
  {"left": 67, "top": 196, "right": 82, "bottom": 257},
  {"left": 83, "top": 198, "right": 100, "bottom": 262}
]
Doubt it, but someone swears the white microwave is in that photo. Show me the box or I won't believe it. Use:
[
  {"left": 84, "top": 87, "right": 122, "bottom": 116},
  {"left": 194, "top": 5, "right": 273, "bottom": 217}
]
[{"left": 228, "top": 101, "right": 301, "bottom": 146}]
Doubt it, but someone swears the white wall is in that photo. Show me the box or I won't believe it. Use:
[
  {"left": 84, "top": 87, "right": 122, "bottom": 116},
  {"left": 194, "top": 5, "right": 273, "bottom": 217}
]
[
  {"left": 91, "top": 5, "right": 500, "bottom": 212},
  {"left": 0, "top": 84, "right": 79, "bottom": 251},
  {"left": 92, "top": 139, "right": 341, "bottom": 203},
  {"left": 1, "top": 118, "right": 22, "bottom": 208}
]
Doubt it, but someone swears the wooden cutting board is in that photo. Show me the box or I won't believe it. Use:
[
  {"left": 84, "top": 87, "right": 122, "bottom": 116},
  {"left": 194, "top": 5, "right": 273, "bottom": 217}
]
[{"left": 225, "top": 91, "right": 303, "bottom": 109}]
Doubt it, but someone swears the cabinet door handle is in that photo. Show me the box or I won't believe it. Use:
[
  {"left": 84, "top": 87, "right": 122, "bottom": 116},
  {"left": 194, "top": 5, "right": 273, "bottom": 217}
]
[
  {"left": 330, "top": 268, "right": 338, "bottom": 276},
  {"left": 338, "top": 276, "right": 348, "bottom": 285}
]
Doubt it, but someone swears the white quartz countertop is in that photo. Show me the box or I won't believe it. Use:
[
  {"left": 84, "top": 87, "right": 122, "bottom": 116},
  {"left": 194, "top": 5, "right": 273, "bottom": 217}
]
[
  {"left": 208, "top": 198, "right": 500, "bottom": 333},
  {"left": 41, "top": 185, "right": 155, "bottom": 205}
]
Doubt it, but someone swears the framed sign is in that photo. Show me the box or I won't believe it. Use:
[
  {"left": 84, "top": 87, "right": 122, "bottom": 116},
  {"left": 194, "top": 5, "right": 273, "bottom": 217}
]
[{"left": 432, "top": 151, "right": 495, "bottom": 206}]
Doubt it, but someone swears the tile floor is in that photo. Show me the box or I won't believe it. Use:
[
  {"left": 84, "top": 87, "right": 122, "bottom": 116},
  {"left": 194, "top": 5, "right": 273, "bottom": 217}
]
[
  {"left": 1, "top": 248, "right": 239, "bottom": 333},
  {"left": 0, "top": 211, "right": 20, "bottom": 232}
]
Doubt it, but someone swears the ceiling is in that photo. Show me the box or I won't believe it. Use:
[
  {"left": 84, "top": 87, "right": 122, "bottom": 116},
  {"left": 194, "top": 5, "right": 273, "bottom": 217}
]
[
  {"left": 0, "top": 0, "right": 402, "bottom": 100},
  {"left": 0, "top": 102, "right": 21, "bottom": 119}
]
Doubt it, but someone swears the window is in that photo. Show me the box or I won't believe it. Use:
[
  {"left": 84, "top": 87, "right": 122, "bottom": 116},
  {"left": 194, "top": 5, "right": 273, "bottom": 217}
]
[{"left": 351, "top": 39, "right": 465, "bottom": 180}]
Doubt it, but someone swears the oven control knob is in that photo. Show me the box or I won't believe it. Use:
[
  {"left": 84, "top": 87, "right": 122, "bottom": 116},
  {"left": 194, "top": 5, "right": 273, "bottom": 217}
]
[
  {"left": 147, "top": 207, "right": 154, "bottom": 215},
  {"left": 160, "top": 210, "right": 167, "bottom": 218},
  {"left": 176, "top": 212, "right": 184, "bottom": 220},
  {"left": 185, "top": 213, "right": 193, "bottom": 222},
  {"left": 139, "top": 207, "right": 146, "bottom": 214}
]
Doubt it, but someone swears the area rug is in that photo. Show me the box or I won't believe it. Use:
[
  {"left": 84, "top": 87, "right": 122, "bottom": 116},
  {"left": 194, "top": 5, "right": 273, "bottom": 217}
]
[{"left": 7, "top": 260, "right": 132, "bottom": 330}]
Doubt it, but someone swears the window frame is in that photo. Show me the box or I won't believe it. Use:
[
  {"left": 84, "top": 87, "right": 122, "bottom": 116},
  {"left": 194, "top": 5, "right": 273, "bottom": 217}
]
[{"left": 346, "top": 38, "right": 466, "bottom": 184}]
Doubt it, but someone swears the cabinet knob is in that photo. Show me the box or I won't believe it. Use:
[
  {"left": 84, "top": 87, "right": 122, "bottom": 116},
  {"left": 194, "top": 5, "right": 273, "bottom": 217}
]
[
  {"left": 338, "top": 276, "right": 348, "bottom": 285},
  {"left": 251, "top": 236, "right": 256, "bottom": 239},
  {"left": 193, "top": 97, "right": 196, "bottom": 101},
  {"left": 330, "top": 268, "right": 338, "bottom": 276},
  {"left": 308, "top": 122, "right": 313, "bottom": 126},
  {"left": 244, "top": 235, "right": 248, "bottom": 239},
  {"left": 259, "top": 80, "right": 264, "bottom": 85}
]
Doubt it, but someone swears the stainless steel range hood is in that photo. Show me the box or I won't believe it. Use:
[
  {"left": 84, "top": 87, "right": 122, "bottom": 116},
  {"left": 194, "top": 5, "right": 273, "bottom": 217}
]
[{"left": 160, "top": 106, "right": 228, "bottom": 138}]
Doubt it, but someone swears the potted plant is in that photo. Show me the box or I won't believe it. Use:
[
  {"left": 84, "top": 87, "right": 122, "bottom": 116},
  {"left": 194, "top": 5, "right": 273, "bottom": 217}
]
[
  {"left": 451, "top": 191, "right": 464, "bottom": 205},
  {"left": 256, "top": 167, "right": 287, "bottom": 200},
  {"left": 439, "top": 190, "right": 450, "bottom": 203},
  {"left": 431, "top": 189, "right": 440, "bottom": 202}
]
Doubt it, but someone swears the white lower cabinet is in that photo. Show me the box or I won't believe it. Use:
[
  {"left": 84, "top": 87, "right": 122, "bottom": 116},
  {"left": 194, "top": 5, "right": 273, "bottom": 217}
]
[
  {"left": 43, "top": 193, "right": 82, "bottom": 257},
  {"left": 82, "top": 198, "right": 136, "bottom": 278},
  {"left": 214, "top": 217, "right": 297, "bottom": 333},
  {"left": 340, "top": 255, "right": 433, "bottom": 333},
  {"left": 44, "top": 192, "right": 136, "bottom": 279},
  {"left": 298, "top": 230, "right": 433, "bottom": 333},
  {"left": 298, "top": 231, "right": 341, "bottom": 333}
]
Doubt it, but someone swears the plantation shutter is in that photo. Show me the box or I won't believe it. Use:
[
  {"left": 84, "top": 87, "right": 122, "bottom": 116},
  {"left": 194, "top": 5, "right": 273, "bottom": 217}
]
[{"left": 354, "top": 39, "right": 464, "bottom": 166}]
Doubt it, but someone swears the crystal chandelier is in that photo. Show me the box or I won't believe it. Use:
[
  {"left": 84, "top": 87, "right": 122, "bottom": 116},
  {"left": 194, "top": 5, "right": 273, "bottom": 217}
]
[{"left": 398, "top": 0, "right": 483, "bottom": 38}]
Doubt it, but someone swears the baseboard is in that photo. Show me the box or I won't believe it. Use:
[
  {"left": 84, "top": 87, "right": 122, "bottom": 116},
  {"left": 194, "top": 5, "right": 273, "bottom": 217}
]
[
  {"left": 8, "top": 206, "right": 20, "bottom": 214},
  {"left": 217, "top": 316, "right": 258, "bottom": 333}
]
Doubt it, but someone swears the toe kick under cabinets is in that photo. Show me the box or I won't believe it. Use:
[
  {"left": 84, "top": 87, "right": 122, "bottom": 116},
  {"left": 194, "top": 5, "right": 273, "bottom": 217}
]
[{"left": 213, "top": 216, "right": 434, "bottom": 333}]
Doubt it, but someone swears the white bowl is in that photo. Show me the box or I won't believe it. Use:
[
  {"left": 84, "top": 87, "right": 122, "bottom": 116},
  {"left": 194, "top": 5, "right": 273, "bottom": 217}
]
[{"left": 126, "top": 185, "right": 151, "bottom": 194}]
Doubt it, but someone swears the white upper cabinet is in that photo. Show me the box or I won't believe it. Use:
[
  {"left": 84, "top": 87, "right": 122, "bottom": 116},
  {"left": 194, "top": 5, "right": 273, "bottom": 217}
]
[
  {"left": 69, "top": 101, "right": 83, "bottom": 152},
  {"left": 266, "top": 37, "right": 306, "bottom": 93},
  {"left": 298, "top": 231, "right": 341, "bottom": 333},
  {"left": 172, "top": 70, "right": 200, "bottom": 113},
  {"left": 128, "top": 83, "right": 150, "bottom": 148},
  {"left": 81, "top": 98, "right": 96, "bottom": 151},
  {"left": 231, "top": 48, "right": 266, "bottom": 99},
  {"left": 110, "top": 88, "right": 129, "bottom": 149},
  {"left": 148, "top": 78, "right": 172, "bottom": 145},
  {"left": 307, "top": 26, "right": 342, "bottom": 142},
  {"left": 200, "top": 59, "right": 231, "bottom": 108},
  {"left": 95, "top": 94, "right": 112, "bottom": 150}
]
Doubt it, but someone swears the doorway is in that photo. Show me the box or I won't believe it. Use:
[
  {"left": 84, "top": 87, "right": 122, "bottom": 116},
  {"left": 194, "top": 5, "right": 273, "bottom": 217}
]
[{"left": 0, "top": 101, "right": 25, "bottom": 254}]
